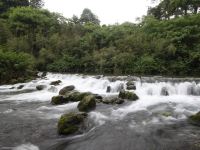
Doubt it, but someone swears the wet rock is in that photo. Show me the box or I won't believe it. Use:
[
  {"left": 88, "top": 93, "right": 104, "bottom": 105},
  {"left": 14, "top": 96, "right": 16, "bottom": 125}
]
[
  {"left": 94, "top": 94, "right": 103, "bottom": 100},
  {"left": 95, "top": 75, "right": 102, "bottom": 79},
  {"left": 50, "top": 80, "right": 62, "bottom": 86},
  {"left": 78, "top": 95, "right": 96, "bottom": 112},
  {"left": 17, "top": 85, "right": 24, "bottom": 89},
  {"left": 9, "top": 87, "right": 15, "bottom": 89},
  {"left": 126, "top": 81, "right": 136, "bottom": 90},
  {"left": 48, "top": 86, "right": 58, "bottom": 93},
  {"left": 58, "top": 112, "right": 87, "bottom": 135},
  {"left": 115, "top": 98, "right": 125, "bottom": 104},
  {"left": 36, "top": 85, "right": 46, "bottom": 91},
  {"left": 118, "top": 90, "right": 139, "bottom": 101},
  {"left": 65, "top": 92, "right": 92, "bottom": 102},
  {"left": 59, "top": 85, "right": 75, "bottom": 95},
  {"left": 102, "top": 97, "right": 124, "bottom": 104},
  {"left": 106, "top": 86, "right": 111, "bottom": 93},
  {"left": 189, "top": 112, "right": 200, "bottom": 126},
  {"left": 41, "top": 72, "right": 47, "bottom": 78},
  {"left": 51, "top": 95, "right": 68, "bottom": 105},
  {"left": 161, "top": 87, "right": 169, "bottom": 96}
]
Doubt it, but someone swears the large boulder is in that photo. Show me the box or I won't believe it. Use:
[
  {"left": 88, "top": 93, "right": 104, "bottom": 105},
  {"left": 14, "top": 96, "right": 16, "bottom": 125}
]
[
  {"left": 59, "top": 85, "right": 75, "bottom": 95},
  {"left": 119, "top": 90, "right": 139, "bottom": 101},
  {"left": 126, "top": 81, "right": 136, "bottom": 90},
  {"left": 57, "top": 112, "right": 87, "bottom": 135},
  {"left": 189, "top": 112, "right": 200, "bottom": 126},
  {"left": 36, "top": 85, "right": 46, "bottom": 91},
  {"left": 51, "top": 95, "right": 68, "bottom": 105},
  {"left": 66, "top": 92, "right": 92, "bottom": 102},
  {"left": 50, "top": 80, "right": 62, "bottom": 86},
  {"left": 78, "top": 95, "right": 96, "bottom": 112}
]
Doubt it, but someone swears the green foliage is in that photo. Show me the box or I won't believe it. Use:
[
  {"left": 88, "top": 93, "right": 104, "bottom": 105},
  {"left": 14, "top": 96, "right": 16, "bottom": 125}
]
[
  {"left": 80, "top": 8, "right": 100, "bottom": 25},
  {"left": 0, "top": 50, "right": 35, "bottom": 84},
  {"left": 0, "top": 1, "right": 200, "bottom": 85}
]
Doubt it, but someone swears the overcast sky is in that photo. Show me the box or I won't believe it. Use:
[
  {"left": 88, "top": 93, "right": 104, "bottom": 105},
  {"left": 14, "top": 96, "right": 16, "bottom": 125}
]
[{"left": 44, "top": 0, "right": 155, "bottom": 25}]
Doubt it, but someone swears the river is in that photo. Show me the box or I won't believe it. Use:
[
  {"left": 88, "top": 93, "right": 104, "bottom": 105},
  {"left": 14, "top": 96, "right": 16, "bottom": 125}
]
[{"left": 1, "top": 73, "right": 200, "bottom": 150}]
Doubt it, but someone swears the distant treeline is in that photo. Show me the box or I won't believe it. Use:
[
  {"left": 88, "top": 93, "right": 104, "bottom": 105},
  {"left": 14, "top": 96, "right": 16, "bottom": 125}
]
[{"left": 0, "top": 0, "right": 200, "bottom": 84}]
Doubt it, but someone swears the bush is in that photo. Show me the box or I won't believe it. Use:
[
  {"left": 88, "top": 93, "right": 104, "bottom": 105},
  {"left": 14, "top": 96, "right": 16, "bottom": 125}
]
[{"left": 0, "top": 50, "right": 35, "bottom": 84}]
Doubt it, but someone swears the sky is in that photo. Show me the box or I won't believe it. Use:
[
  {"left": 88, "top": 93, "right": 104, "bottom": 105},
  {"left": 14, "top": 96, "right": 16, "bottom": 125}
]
[{"left": 44, "top": 0, "right": 155, "bottom": 25}]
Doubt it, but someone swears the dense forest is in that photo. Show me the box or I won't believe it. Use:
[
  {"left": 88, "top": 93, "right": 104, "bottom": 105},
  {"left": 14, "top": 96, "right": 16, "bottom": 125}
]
[{"left": 0, "top": 0, "right": 200, "bottom": 84}]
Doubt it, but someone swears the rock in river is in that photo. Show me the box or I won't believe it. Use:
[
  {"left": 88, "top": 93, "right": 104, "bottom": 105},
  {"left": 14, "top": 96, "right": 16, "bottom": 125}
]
[
  {"left": 118, "top": 90, "right": 139, "bottom": 101},
  {"left": 126, "top": 81, "right": 136, "bottom": 90},
  {"left": 78, "top": 95, "right": 96, "bottom": 112},
  {"left": 189, "top": 111, "right": 200, "bottom": 126},
  {"left": 59, "top": 85, "right": 75, "bottom": 95},
  {"left": 50, "top": 80, "right": 62, "bottom": 86},
  {"left": 58, "top": 112, "right": 87, "bottom": 135},
  {"left": 51, "top": 95, "right": 69, "bottom": 105},
  {"left": 36, "top": 85, "right": 46, "bottom": 90}
]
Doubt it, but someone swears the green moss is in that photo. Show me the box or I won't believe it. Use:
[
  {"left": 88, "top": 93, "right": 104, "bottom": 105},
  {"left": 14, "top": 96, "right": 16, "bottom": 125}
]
[
  {"left": 119, "top": 90, "right": 139, "bottom": 101},
  {"left": 51, "top": 95, "right": 68, "bottom": 105},
  {"left": 64, "top": 92, "right": 92, "bottom": 102},
  {"left": 57, "top": 112, "right": 87, "bottom": 135},
  {"left": 78, "top": 95, "right": 96, "bottom": 112},
  {"left": 189, "top": 112, "right": 200, "bottom": 126}
]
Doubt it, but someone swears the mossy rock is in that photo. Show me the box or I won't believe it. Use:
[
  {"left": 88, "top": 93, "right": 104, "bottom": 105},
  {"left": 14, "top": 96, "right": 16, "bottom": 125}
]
[
  {"left": 189, "top": 112, "right": 200, "bottom": 126},
  {"left": 102, "top": 97, "right": 124, "bottom": 105},
  {"left": 78, "top": 95, "right": 96, "bottom": 112},
  {"left": 64, "top": 92, "right": 92, "bottom": 102},
  {"left": 119, "top": 90, "right": 139, "bottom": 101},
  {"left": 126, "top": 81, "right": 136, "bottom": 90},
  {"left": 58, "top": 112, "right": 87, "bottom": 135},
  {"left": 59, "top": 85, "right": 75, "bottom": 95},
  {"left": 51, "top": 95, "right": 68, "bottom": 105},
  {"left": 50, "top": 80, "right": 62, "bottom": 86}
]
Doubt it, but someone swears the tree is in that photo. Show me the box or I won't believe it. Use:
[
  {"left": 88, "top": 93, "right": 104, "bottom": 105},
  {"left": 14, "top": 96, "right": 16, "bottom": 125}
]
[
  {"left": 29, "top": 0, "right": 44, "bottom": 8},
  {"left": 0, "top": 0, "right": 29, "bottom": 14},
  {"left": 80, "top": 8, "right": 100, "bottom": 25}
]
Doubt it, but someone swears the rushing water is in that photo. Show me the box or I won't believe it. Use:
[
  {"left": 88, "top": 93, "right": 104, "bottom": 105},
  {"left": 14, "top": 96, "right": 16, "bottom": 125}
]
[{"left": 1, "top": 73, "right": 200, "bottom": 150}]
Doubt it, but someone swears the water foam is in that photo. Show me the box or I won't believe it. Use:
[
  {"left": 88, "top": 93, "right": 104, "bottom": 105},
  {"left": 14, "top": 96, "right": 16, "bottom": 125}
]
[{"left": 12, "top": 143, "right": 39, "bottom": 150}]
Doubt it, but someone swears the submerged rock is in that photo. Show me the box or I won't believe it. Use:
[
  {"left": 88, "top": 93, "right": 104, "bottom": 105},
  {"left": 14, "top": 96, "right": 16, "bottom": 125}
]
[
  {"left": 51, "top": 95, "right": 68, "bottom": 105},
  {"left": 48, "top": 86, "right": 58, "bottom": 93},
  {"left": 161, "top": 87, "right": 169, "bottom": 96},
  {"left": 118, "top": 90, "right": 139, "bottom": 101},
  {"left": 161, "top": 112, "right": 172, "bottom": 117},
  {"left": 58, "top": 112, "right": 87, "bottom": 135},
  {"left": 126, "top": 81, "right": 136, "bottom": 90},
  {"left": 106, "top": 86, "right": 111, "bottom": 93},
  {"left": 59, "top": 85, "right": 75, "bottom": 95},
  {"left": 36, "top": 85, "right": 46, "bottom": 90},
  {"left": 102, "top": 97, "right": 124, "bottom": 105},
  {"left": 50, "top": 80, "right": 62, "bottom": 86},
  {"left": 189, "top": 112, "right": 200, "bottom": 126},
  {"left": 78, "top": 95, "right": 96, "bottom": 112}
]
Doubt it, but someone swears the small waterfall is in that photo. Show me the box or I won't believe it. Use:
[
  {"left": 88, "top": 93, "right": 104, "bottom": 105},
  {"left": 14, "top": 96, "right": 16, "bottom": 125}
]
[{"left": 135, "top": 81, "right": 200, "bottom": 96}]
